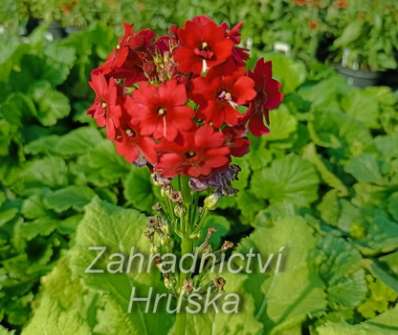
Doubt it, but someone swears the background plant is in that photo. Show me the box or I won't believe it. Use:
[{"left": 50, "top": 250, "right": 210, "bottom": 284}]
[{"left": 325, "top": 0, "right": 398, "bottom": 71}]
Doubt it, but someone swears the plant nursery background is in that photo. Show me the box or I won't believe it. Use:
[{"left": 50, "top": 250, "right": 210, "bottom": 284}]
[{"left": 1, "top": 0, "right": 398, "bottom": 334}]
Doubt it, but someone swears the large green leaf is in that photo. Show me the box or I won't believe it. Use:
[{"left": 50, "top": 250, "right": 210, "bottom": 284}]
[
  {"left": 53, "top": 127, "right": 103, "bottom": 157},
  {"left": 30, "top": 81, "right": 70, "bottom": 126},
  {"left": 123, "top": 167, "right": 156, "bottom": 213},
  {"left": 341, "top": 89, "right": 379, "bottom": 129},
  {"left": 251, "top": 155, "right": 319, "bottom": 207},
  {"left": 43, "top": 186, "right": 96, "bottom": 213},
  {"left": 312, "top": 236, "right": 367, "bottom": 311},
  {"left": 12, "top": 157, "right": 68, "bottom": 195},
  {"left": 69, "top": 198, "right": 174, "bottom": 335},
  {"left": 317, "top": 306, "right": 398, "bottom": 335},
  {"left": 345, "top": 154, "right": 384, "bottom": 184},
  {"left": 22, "top": 258, "right": 93, "bottom": 335},
  {"left": 71, "top": 141, "right": 130, "bottom": 187},
  {"left": 266, "top": 105, "right": 298, "bottom": 141},
  {"left": 239, "top": 215, "right": 327, "bottom": 334}
]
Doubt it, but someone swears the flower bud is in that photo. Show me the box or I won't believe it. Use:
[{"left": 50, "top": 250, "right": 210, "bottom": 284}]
[
  {"left": 183, "top": 279, "right": 194, "bottom": 294},
  {"left": 174, "top": 205, "right": 185, "bottom": 217},
  {"left": 204, "top": 193, "right": 220, "bottom": 210},
  {"left": 221, "top": 240, "right": 234, "bottom": 251},
  {"left": 214, "top": 277, "right": 226, "bottom": 291}
]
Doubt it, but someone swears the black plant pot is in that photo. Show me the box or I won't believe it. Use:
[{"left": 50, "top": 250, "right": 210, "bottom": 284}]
[
  {"left": 336, "top": 65, "right": 398, "bottom": 89},
  {"left": 336, "top": 65, "right": 380, "bottom": 87}
]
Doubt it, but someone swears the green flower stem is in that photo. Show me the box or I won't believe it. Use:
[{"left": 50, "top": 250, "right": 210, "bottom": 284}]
[{"left": 175, "top": 176, "right": 195, "bottom": 335}]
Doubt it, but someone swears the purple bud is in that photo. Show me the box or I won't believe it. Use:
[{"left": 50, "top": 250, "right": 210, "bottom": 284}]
[
  {"left": 133, "top": 155, "right": 147, "bottom": 167},
  {"left": 189, "top": 165, "right": 241, "bottom": 195}
]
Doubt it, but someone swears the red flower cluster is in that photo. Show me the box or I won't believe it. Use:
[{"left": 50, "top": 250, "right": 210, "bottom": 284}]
[{"left": 88, "top": 16, "right": 283, "bottom": 178}]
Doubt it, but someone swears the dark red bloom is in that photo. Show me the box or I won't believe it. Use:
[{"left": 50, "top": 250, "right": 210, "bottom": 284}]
[
  {"left": 245, "top": 59, "right": 283, "bottom": 136},
  {"left": 221, "top": 21, "right": 249, "bottom": 69},
  {"left": 174, "top": 16, "right": 234, "bottom": 75},
  {"left": 126, "top": 79, "right": 194, "bottom": 141},
  {"left": 88, "top": 74, "right": 122, "bottom": 139},
  {"left": 223, "top": 126, "right": 250, "bottom": 157},
  {"left": 98, "top": 24, "right": 155, "bottom": 85},
  {"left": 155, "top": 126, "right": 230, "bottom": 177},
  {"left": 192, "top": 69, "right": 256, "bottom": 127}
]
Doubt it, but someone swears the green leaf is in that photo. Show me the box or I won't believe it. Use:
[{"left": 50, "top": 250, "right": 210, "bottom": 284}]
[
  {"left": 317, "top": 306, "right": 398, "bottom": 335},
  {"left": 14, "top": 217, "right": 58, "bottom": 242},
  {"left": 266, "top": 105, "right": 298, "bottom": 141},
  {"left": 312, "top": 236, "right": 367, "bottom": 310},
  {"left": 251, "top": 154, "right": 319, "bottom": 207},
  {"left": 43, "top": 186, "right": 96, "bottom": 213},
  {"left": 241, "top": 215, "right": 326, "bottom": 334},
  {"left": 24, "top": 135, "right": 60, "bottom": 156},
  {"left": 236, "top": 191, "right": 265, "bottom": 225},
  {"left": 0, "top": 207, "right": 18, "bottom": 226},
  {"left": 71, "top": 141, "right": 130, "bottom": 187},
  {"left": 53, "top": 127, "right": 103, "bottom": 157},
  {"left": 42, "top": 44, "right": 76, "bottom": 86},
  {"left": 21, "top": 193, "right": 50, "bottom": 219},
  {"left": 0, "top": 325, "right": 15, "bottom": 335},
  {"left": 333, "top": 20, "right": 363, "bottom": 48},
  {"left": 22, "top": 258, "right": 92, "bottom": 335},
  {"left": 345, "top": 154, "right": 383, "bottom": 184},
  {"left": 30, "top": 81, "right": 70, "bottom": 126},
  {"left": 341, "top": 89, "right": 379, "bottom": 129},
  {"left": 264, "top": 53, "right": 306, "bottom": 94},
  {"left": 70, "top": 198, "right": 174, "bottom": 335},
  {"left": 359, "top": 211, "right": 398, "bottom": 255},
  {"left": 388, "top": 193, "right": 398, "bottom": 221},
  {"left": 12, "top": 157, "right": 68, "bottom": 195},
  {"left": 123, "top": 167, "right": 156, "bottom": 212},
  {"left": 201, "top": 215, "right": 231, "bottom": 249},
  {"left": 303, "top": 144, "right": 348, "bottom": 196},
  {"left": 375, "top": 134, "right": 398, "bottom": 160}
]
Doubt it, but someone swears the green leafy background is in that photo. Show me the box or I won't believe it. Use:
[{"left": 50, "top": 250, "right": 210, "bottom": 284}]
[{"left": 1, "top": 2, "right": 398, "bottom": 335}]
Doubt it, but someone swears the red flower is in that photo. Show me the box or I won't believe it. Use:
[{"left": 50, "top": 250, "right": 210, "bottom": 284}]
[
  {"left": 174, "top": 16, "right": 233, "bottom": 75},
  {"left": 156, "top": 126, "right": 230, "bottom": 177},
  {"left": 245, "top": 59, "right": 283, "bottom": 136},
  {"left": 88, "top": 74, "right": 122, "bottom": 139},
  {"left": 114, "top": 122, "right": 157, "bottom": 164},
  {"left": 221, "top": 21, "right": 249, "bottom": 69},
  {"left": 98, "top": 24, "right": 155, "bottom": 85},
  {"left": 126, "top": 79, "right": 194, "bottom": 141},
  {"left": 192, "top": 69, "right": 256, "bottom": 127}
]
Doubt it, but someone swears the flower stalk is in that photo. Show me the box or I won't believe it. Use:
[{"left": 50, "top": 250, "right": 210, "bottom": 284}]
[{"left": 87, "top": 15, "right": 283, "bottom": 333}]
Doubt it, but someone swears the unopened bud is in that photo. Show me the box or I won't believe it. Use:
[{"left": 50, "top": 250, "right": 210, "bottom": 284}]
[
  {"left": 204, "top": 194, "right": 220, "bottom": 210},
  {"left": 174, "top": 205, "right": 185, "bottom": 217},
  {"left": 221, "top": 241, "right": 234, "bottom": 251},
  {"left": 214, "top": 277, "right": 226, "bottom": 291},
  {"left": 152, "top": 202, "right": 162, "bottom": 212},
  {"left": 170, "top": 191, "right": 183, "bottom": 203},
  {"left": 205, "top": 228, "right": 217, "bottom": 242},
  {"left": 164, "top": 275, "right": 172, "bottom": 289},
  {"left": 183, "top": 279, "right": 193, "bottom": 294}
]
